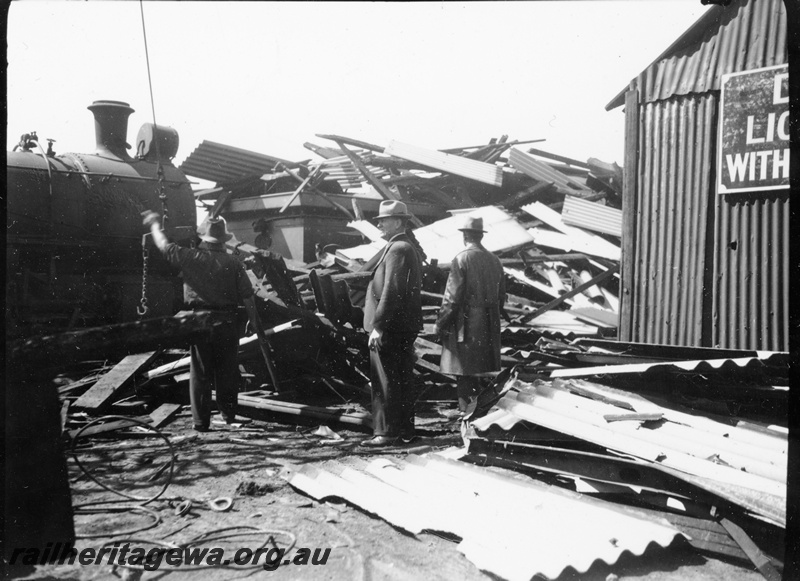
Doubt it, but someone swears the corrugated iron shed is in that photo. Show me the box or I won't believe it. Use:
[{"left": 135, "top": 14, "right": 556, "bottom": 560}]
[
  {"left": 288, "top": 453, "right": 682, "bottom": 581},
  {"left": 613, "top": 0, "right": 789, "bottom": 351}
]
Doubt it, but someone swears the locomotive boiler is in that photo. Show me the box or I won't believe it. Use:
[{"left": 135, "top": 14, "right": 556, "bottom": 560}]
[{"left": 7, "top": 100, "right": 198, "bottom": 339}]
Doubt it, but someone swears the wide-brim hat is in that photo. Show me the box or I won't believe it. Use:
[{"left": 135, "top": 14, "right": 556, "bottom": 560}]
[
  {"left": 458, "top": 216, "right": 487, "bottom": 233},
  {"left": 375, "top": 200, "right": 411, "bottom": 220},
  {"left": 199, "top": 216, "right": 233, "bottom": 243}
]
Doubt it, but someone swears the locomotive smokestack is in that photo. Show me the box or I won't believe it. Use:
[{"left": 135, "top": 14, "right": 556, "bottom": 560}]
[{"left": 87, "top": 100, "right": 135, "bottom": 160}]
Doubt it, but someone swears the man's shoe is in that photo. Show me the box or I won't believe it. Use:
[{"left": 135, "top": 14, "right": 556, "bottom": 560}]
[
  {"left": 360, "top": 435, "right": 396, "bottom": 448},
  {"left": 398, "top": 435, "right": 418, "bottom": 445},
  {"left": 194, "top": 425, "right": 211, "bottom": 433}
]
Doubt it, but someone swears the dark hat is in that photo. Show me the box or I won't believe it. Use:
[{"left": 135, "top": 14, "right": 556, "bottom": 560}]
[
  {"left": 375, "top": 200, "right": 411, "bottom": 220},
  {"left": 199, "top": 217, "right": 233, "bottom": 243},
  {"left": 458, "top": 216, "right": 487, "bottom": 233}
]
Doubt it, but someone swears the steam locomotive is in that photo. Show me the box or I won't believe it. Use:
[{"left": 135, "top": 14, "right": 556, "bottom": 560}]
[{"left": 7, "top": 100, "right": 198, "bottom": 339}]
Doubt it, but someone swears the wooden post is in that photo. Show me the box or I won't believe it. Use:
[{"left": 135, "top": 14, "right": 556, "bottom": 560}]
[{"left": 619, "top": 83, "right": 640, "bottom": 341}]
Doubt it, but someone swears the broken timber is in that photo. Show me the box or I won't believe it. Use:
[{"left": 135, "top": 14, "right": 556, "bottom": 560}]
[
  {"left": 513, "top": 265, "right": 619, "bottom": 324},
  {"left": 219, "top": 391, "right": 372, "bottom": 432},
  {"left": 148, "top": 403, "right": 183, "bottom": 429},
  {"left": 73, "top": 352, "right": 159, "bottom": 412},
  {"left": 8, "top": 312, "right": 226, "bottom": 373}
]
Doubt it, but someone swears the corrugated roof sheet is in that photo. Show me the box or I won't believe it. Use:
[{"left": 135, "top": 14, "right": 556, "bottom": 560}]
[
  {"left": 607, "top": 0, "right": 787, "bottom": 109},
  {"left": 470, "top": 378, "right": 786, "bottom": 526},
  {"left": 179, "top": 140, "right": 298, "bottom": 184},
  {"left": 521, "top": 202, "right": 621, "bottom": 261},
  {"left": 561, "top": 196, "right": 622, "bottom": 238},
  {"left": 315, "top": 151, "right": 390, "bottom": 190},
  {"left": 508, "top": 148, "right": 592, "bottom": 194},
  {"left": 384, "top": 140, "right": 503, "bottom": 187},
  {"left": 413, "top": 206, "right": 534, "bottom": 264},
  {"left": 549, "top": 352, "right": 789, "bottom": 379},
  {"left": 287, "top": 453, "right": 682, "bottom": 580}
]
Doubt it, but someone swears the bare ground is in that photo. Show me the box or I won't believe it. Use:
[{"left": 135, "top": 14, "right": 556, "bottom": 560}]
[{"left": 7, "top": 404, "right": 767, "bottom": 581}]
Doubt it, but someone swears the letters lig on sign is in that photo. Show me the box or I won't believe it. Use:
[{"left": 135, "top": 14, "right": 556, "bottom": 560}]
[{"left": 718, "top": 64, "right": 789, "bottom": 194}]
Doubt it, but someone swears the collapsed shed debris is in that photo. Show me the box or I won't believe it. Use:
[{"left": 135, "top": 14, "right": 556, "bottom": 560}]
[{"left": 8, "top": 130, "right": 787, "bottom": 580}]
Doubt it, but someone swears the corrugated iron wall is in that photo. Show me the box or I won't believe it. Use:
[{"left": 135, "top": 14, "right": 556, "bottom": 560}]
[
  {"left": 712, "top": 192, "right": 789, "bottom": 350},
  {"left": 628, "top": 95, "right": 717, "bottom": 346},
  {"left": 620, "top": 0, "right": 789, "bottom": 351}
]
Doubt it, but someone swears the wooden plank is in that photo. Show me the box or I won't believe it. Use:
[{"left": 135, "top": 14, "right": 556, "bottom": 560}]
[
  {"left": 719, "top": 518, "right": 781, "bottom": 581},
  {"left": 229, "top": 393, "right": 372, "bottom": 431},
  {"left": 603, "top": 412, "right": 664, "bottom": 423},
  {"left": 525, "top": 147, "right": 592, "bottom": 170},
  {"left": 9, "top": 313, "right": 221, "bottom": 371},
  {"left": 279, "top": 164, "right": 322, "bottom": 213},
  {"left": 73, "top": 352, "right": 159, "bottom": 411},
  {"left": 275, "top": 162, "right": 354, "bottom": 219},
  {"left": 149, "top": 403, "right": 183, "bottom": 429},
  {"left": 334, "top": 142, "right": 424, "bottom": 228},
  {"left": 316, "top": 133, "right": 386, "bottom": 153},
  {"left": 385, "top": 140, "right": 503, "bottom": 187}
]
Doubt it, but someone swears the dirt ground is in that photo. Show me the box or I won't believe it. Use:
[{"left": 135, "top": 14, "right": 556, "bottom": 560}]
[{"left": 7, "top": 401, "right": 768, "bottom": 581}]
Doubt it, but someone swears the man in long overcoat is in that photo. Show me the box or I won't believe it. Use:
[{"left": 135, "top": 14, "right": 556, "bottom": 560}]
[
  {"left": 434, "top": 216, "right": 505, "bottom": 413},
  {"left": 362, "top": 200, "right": 423, "bottom": 447}
]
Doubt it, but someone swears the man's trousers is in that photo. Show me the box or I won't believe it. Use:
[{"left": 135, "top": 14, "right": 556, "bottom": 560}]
[
  {"left": 370, "top": 332, "right": 417, "bottom": 438},
  {"left": 189, "top": 316, "right": 240, "bottom": 428}
]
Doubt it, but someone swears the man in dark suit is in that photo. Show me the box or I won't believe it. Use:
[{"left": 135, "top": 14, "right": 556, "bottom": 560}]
[
  {"left": 362, "top": 200, "right": 423, "bottom": 447},
  {"left": 434, "top": 216, "right": 505, "bottom": 415},
  {"left": 143, "top": 211, "right": 262, "bottom": 432}
]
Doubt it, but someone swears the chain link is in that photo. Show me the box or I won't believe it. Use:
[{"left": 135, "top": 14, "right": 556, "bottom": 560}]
[
  {"left": 137, "top": 239, "right": 150, "bottom": 317},
  {"left": 157, "top": 163, "right": 168, "bottom": 227}
]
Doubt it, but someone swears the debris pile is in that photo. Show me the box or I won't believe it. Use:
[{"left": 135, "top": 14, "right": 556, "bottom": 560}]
[{"left": 6, "top": 134, "right": 787, "bottom": 580}]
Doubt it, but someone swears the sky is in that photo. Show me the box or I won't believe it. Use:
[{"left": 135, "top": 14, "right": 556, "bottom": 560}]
[{"left": 7, "top": 1, "right": 709, "bottom": 179}]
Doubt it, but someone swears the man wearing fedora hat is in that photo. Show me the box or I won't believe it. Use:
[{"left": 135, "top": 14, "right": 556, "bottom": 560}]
[
  {"left": 362, "top": 200, "right": 423, "bottom": 447},
  {"left": 142, "top": 211, "right": 262, "bottom": 432},
  {"left": 434, "top": 215, "right": 505, "bottom": 416}
]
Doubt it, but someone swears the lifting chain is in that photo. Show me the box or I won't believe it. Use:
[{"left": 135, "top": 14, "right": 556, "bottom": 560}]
[
  {"left": 137, "top": 163, "right": 166, "bottom": 318},
  {"left": 137, "top": 235, "right": 150, "bottom": 317},
  {"left": 157, "top": 162, "right": 168, "bottom": 227}
]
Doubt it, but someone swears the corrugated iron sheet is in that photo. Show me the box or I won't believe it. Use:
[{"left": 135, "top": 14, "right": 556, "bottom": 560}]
[
  {"left": 508, "top": 147, "right": 592, "bottom": 194},
  {"left": 179, "top": 140, "right": 297, "bottom": 184},
  {"left": 521, "top": 202, "right": 621, "bottom": 261},
  {"left": 315, "top": 151, "right": 390, "bottom": 190},
  {"left": 623, "top": 95, "right": 716, "bottom": 346},
  {"left": 712, "top": 193, "right": 790, "bottom": 350},
  {"left": 561, "top": 195, "right": 622, "bottom": 237},
  {"left": 385, "top": 140, "right": 503, "bottom": 187},
  {"left": 504, "top": 310, "right": 601, "bottom": 338},
  {"left": 288, "top": 453, "right": 682, "bottom": 580},
  {"left": 548, "top": 352, "right": 789, "bottom": 379},
  {"left": 470, "top": 379, "right": 787, "bottom": 527},
  {"left": 607, "top": 0, "right": 787, "bottom": 109},
  {"left": 338, "top": 207, "right": 533, "bottom": 266},
  {"left": 412, "top": 206, "right": 533, "bottom": 264}
]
